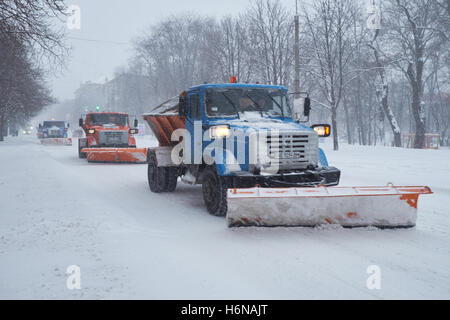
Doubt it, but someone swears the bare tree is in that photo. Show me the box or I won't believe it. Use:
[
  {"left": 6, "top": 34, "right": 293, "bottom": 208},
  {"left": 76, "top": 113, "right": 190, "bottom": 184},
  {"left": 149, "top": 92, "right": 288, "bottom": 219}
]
[
  {"left": 302, "top": 0, "right": 361, "bottom": 150},
  {"left": 245, "top": 0, "right": 294, "bottom": 86},
  {"left": 426, "top": 45, "right": 450, "bottom": 146},
  {"left": 383, "top": 0, "right": 448, "bottom": 148},
  {"left": 206, "top": 16, "right": 253, "bottom": 83},
  {"left": 0, "top": 0, "right": 68, "bottom": 65},
  {"left": 0, "top": 0, "right": 67, "bottom": 141},
  {"left": 0, "top": 33, "right": 53, "bottom": 141},
  {"left": 134, "top": 15, "right": 218, "bottom": 101},
  {"left": 368, "top": 30, "right": 402, "bottom": 147}
]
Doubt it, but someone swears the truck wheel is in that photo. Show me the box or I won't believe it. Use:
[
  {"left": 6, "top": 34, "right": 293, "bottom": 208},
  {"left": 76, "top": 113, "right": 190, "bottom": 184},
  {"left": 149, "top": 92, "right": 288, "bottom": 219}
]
[
  {"left": 202, "top": 166, "right": 228, "bottom": 217},
  {"left": 78, "top": 139, "right": 87, "bottom": 159},
  {"left": 147, "top": 152, "right": 168, "bottom": 193},
  {"left": 165, "top": 167, "right": 178, "bottom": 192}
]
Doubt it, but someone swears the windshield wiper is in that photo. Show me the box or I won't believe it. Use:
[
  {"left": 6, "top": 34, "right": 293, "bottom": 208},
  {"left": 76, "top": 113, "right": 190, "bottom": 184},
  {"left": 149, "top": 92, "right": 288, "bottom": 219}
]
[
  {"left": 220, "top": 92, "right": 240, "bottom": 119},
  {"left": 265, "top": 92, "right": 285, "bottom": 119},
  {"left": 245, "top": 93, "right": 264, "bottom": 117}
]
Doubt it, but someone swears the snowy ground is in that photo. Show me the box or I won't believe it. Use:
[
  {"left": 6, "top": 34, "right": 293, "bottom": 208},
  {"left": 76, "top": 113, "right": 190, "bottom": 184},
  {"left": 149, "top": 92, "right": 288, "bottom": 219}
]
[{"left": 0, "top": 134, "right": 449, "bottom": 299}]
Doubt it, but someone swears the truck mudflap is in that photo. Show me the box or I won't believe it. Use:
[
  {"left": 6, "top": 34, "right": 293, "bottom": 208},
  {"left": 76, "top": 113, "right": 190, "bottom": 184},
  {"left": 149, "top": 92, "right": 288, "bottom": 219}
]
[
  {"left": 81, "top": 148, "right": 148, "bottom": 163},
  {"left": 41, "top": 138, "right": 72, "bottom": 146},
  {"left": 226, "top": 184, "right": 433, "bottom": 228}
]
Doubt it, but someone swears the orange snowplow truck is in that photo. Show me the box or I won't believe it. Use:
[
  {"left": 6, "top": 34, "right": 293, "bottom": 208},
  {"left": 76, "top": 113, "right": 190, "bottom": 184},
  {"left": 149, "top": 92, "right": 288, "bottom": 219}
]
[{"left": 78, "top": 112, "right": 147, "bottom": 163}]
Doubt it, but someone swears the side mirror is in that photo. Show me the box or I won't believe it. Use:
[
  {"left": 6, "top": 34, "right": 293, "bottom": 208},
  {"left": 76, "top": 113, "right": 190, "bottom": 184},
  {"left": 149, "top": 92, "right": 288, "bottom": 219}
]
[
  {"left": 79, "top": 118, "right": 83, "bottom": 127},
  {"left": 304, "top": 97, "right": 311, "bottom": 118},
  {"left": 311, "top": 124, "right": 331, "bottom": 137},
  {"left": 39, "top": 124, "right": 42, "bottom": 129},
  {"left": 67, "top": 123, "right": 70, "bottom": 129},
  {"left": 134, "top": 119, "right": 138, "bottom": 128},
  {"left": 179, "top": 95, "right": 188, "bottom": 116},
  {"left": 291, "top": 95, "right": 310, "bottom": 123}
]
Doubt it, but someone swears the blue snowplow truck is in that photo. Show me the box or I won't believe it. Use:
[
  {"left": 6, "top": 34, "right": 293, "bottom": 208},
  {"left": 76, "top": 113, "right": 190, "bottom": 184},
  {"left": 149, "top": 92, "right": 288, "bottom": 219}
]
[
  {"left": 143, "top": 82, "right": 431, "bottom": 228},
  {"left": 38, "top": 121, "right": 72, "bottom": 146}
]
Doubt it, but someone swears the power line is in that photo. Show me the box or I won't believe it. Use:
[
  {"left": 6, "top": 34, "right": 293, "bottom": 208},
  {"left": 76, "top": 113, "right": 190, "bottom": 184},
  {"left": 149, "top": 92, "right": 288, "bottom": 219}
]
[{"left": 67, "top": 36, "right": 130, "bottom": 46}]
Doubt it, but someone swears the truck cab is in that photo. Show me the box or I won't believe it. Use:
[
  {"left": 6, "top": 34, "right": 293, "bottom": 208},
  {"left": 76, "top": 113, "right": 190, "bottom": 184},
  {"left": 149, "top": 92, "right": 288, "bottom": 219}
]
[
  {"left": 39, "top": 121, "right": 69, "bottom": 139},
  {"left": 78, "top": 112, "right": 139, "bottom": 159},
  {"left": 144, "top": 82, "right": 341, "bottom": 217}
]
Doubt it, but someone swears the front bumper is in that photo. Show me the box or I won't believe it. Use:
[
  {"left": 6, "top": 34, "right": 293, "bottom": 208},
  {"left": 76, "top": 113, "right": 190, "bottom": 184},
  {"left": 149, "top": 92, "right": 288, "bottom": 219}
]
[
  {"left": 84, "top": 144, "right": 136, "bottom": 148},
  {"left": 228, "top": 166, "right": 341, "bottom": 188},
  {"left": 40, "top": 138, "right": 72, "bottom": 146}
]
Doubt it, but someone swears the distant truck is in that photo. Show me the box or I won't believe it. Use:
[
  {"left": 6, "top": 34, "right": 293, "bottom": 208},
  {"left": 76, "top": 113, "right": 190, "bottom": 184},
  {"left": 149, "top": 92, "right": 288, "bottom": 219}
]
[
  {"left": 78, "top": 112, "right": 147, "bottom": 163},
  {"left": 37, "top": 120, "right": 72, "bottom": 145}
]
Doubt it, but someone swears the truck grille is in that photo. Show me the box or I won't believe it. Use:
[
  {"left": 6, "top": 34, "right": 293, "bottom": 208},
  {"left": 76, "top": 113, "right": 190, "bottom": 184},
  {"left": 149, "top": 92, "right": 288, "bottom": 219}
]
[
  {"left": 98, "top": 131, "right": 128, "bottom": 145},
  {"left": 49, "top": 129, "right": 63, "bottom": 137},
  {"left": 265, "top": 131, "right": 318, "bottom": 170}
]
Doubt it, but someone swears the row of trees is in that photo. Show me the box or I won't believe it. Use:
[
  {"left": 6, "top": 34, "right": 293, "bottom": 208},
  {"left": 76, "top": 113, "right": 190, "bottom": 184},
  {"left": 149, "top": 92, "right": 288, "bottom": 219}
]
[
  {"left": 65, "top": 0, "right": 449, "bottom": 149},
  {"left": 132, "top": 1, "right": 295, "bottom": 104},
  {"left": 0, "top": 0, "right": 66, "bottom": 141}
]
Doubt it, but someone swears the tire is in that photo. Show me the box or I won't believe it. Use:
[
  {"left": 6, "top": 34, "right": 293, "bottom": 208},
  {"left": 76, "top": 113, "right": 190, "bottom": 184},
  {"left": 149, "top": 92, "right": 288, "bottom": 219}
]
[
  {"left": 165, "top": 167, "right": 178, "bottom": 192},
  {"left": 147, "top": 152, "right": 168, "bottom": 193},
  {"left": 202, "top": 166, "right": 228, "bottom": 217},
  {"left": 78, "top": 139, "right": 87, "bottom": 159}
]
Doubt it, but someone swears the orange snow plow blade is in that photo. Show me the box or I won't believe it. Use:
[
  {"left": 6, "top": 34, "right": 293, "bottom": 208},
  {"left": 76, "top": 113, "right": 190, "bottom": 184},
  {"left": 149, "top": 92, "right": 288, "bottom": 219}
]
[
  {"left": 82, "top": 148, "right": 147, "bottom": 163},
  {"left": 227, "top": 185, "right": 432, "bottom": 228},
  {"left": 40, "top": 138, "right": 72, "bottom": 146}
]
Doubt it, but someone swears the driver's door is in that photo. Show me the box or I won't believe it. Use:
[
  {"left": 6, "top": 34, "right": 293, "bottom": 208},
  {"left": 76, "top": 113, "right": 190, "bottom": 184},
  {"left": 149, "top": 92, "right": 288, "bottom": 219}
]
[{"left": 185, "top": 91, "right": 202, "bottom": 164}]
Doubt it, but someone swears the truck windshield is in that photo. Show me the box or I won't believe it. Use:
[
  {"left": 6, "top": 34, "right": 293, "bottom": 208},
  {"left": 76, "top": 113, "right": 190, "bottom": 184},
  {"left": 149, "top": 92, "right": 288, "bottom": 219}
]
[
  {"left": 205, "top": 88, "right": 291, "bottom": 118},
  {"left": 89, "top": 114, "right": 128, "bottom": 126},
  {"left": 43, "top": 121, "right": 65, "bottom": 128}
]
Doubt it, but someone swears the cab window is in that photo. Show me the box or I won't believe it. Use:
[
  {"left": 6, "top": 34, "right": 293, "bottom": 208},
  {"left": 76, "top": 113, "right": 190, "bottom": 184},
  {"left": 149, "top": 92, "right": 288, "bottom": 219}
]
[{"left": 189, "top": 94, "right": 201, "bottom": 119}]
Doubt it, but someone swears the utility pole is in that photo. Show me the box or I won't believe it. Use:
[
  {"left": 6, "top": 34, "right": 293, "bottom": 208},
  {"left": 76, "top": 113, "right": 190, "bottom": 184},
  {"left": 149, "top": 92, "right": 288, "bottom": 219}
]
[{"left": 294, "top": 0, "right": 300, "bottom": 98}]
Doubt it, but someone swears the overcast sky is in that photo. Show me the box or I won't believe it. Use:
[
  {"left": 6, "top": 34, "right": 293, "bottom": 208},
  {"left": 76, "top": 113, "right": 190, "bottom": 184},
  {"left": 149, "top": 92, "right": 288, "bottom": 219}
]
[{"left": 52, "top": 0, "right": 301, "bottom": 101}]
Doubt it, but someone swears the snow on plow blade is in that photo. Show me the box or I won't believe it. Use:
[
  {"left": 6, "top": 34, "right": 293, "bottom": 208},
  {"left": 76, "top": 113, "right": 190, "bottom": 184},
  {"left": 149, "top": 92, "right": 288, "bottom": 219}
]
[
  {"left": 227, "top": 185, "right": 432, "bottom": 228},
  {"left": 40, "top": 138, "right": 72, "bottom": 146},
  {"left": 82, "top": 148, "right": 147, "bottom": 163}
]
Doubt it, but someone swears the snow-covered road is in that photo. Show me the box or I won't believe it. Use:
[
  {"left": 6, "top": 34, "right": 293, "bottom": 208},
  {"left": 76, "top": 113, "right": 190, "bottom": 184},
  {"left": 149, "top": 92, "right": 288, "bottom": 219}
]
[{"left": 1, "top": 135, "right": 449, "bottom": 299}]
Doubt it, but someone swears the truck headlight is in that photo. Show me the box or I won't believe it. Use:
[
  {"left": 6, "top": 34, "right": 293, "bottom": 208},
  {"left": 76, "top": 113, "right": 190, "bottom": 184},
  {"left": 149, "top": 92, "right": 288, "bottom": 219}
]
[
  {"left": 312, "top": 124, "right": 331, "bottom": 137},
  {"left": 209, "top": 125, "right": 230, "bottom": 139},
  {"left": 88, "top": 129, "right": 95, "bottom": 134}
]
